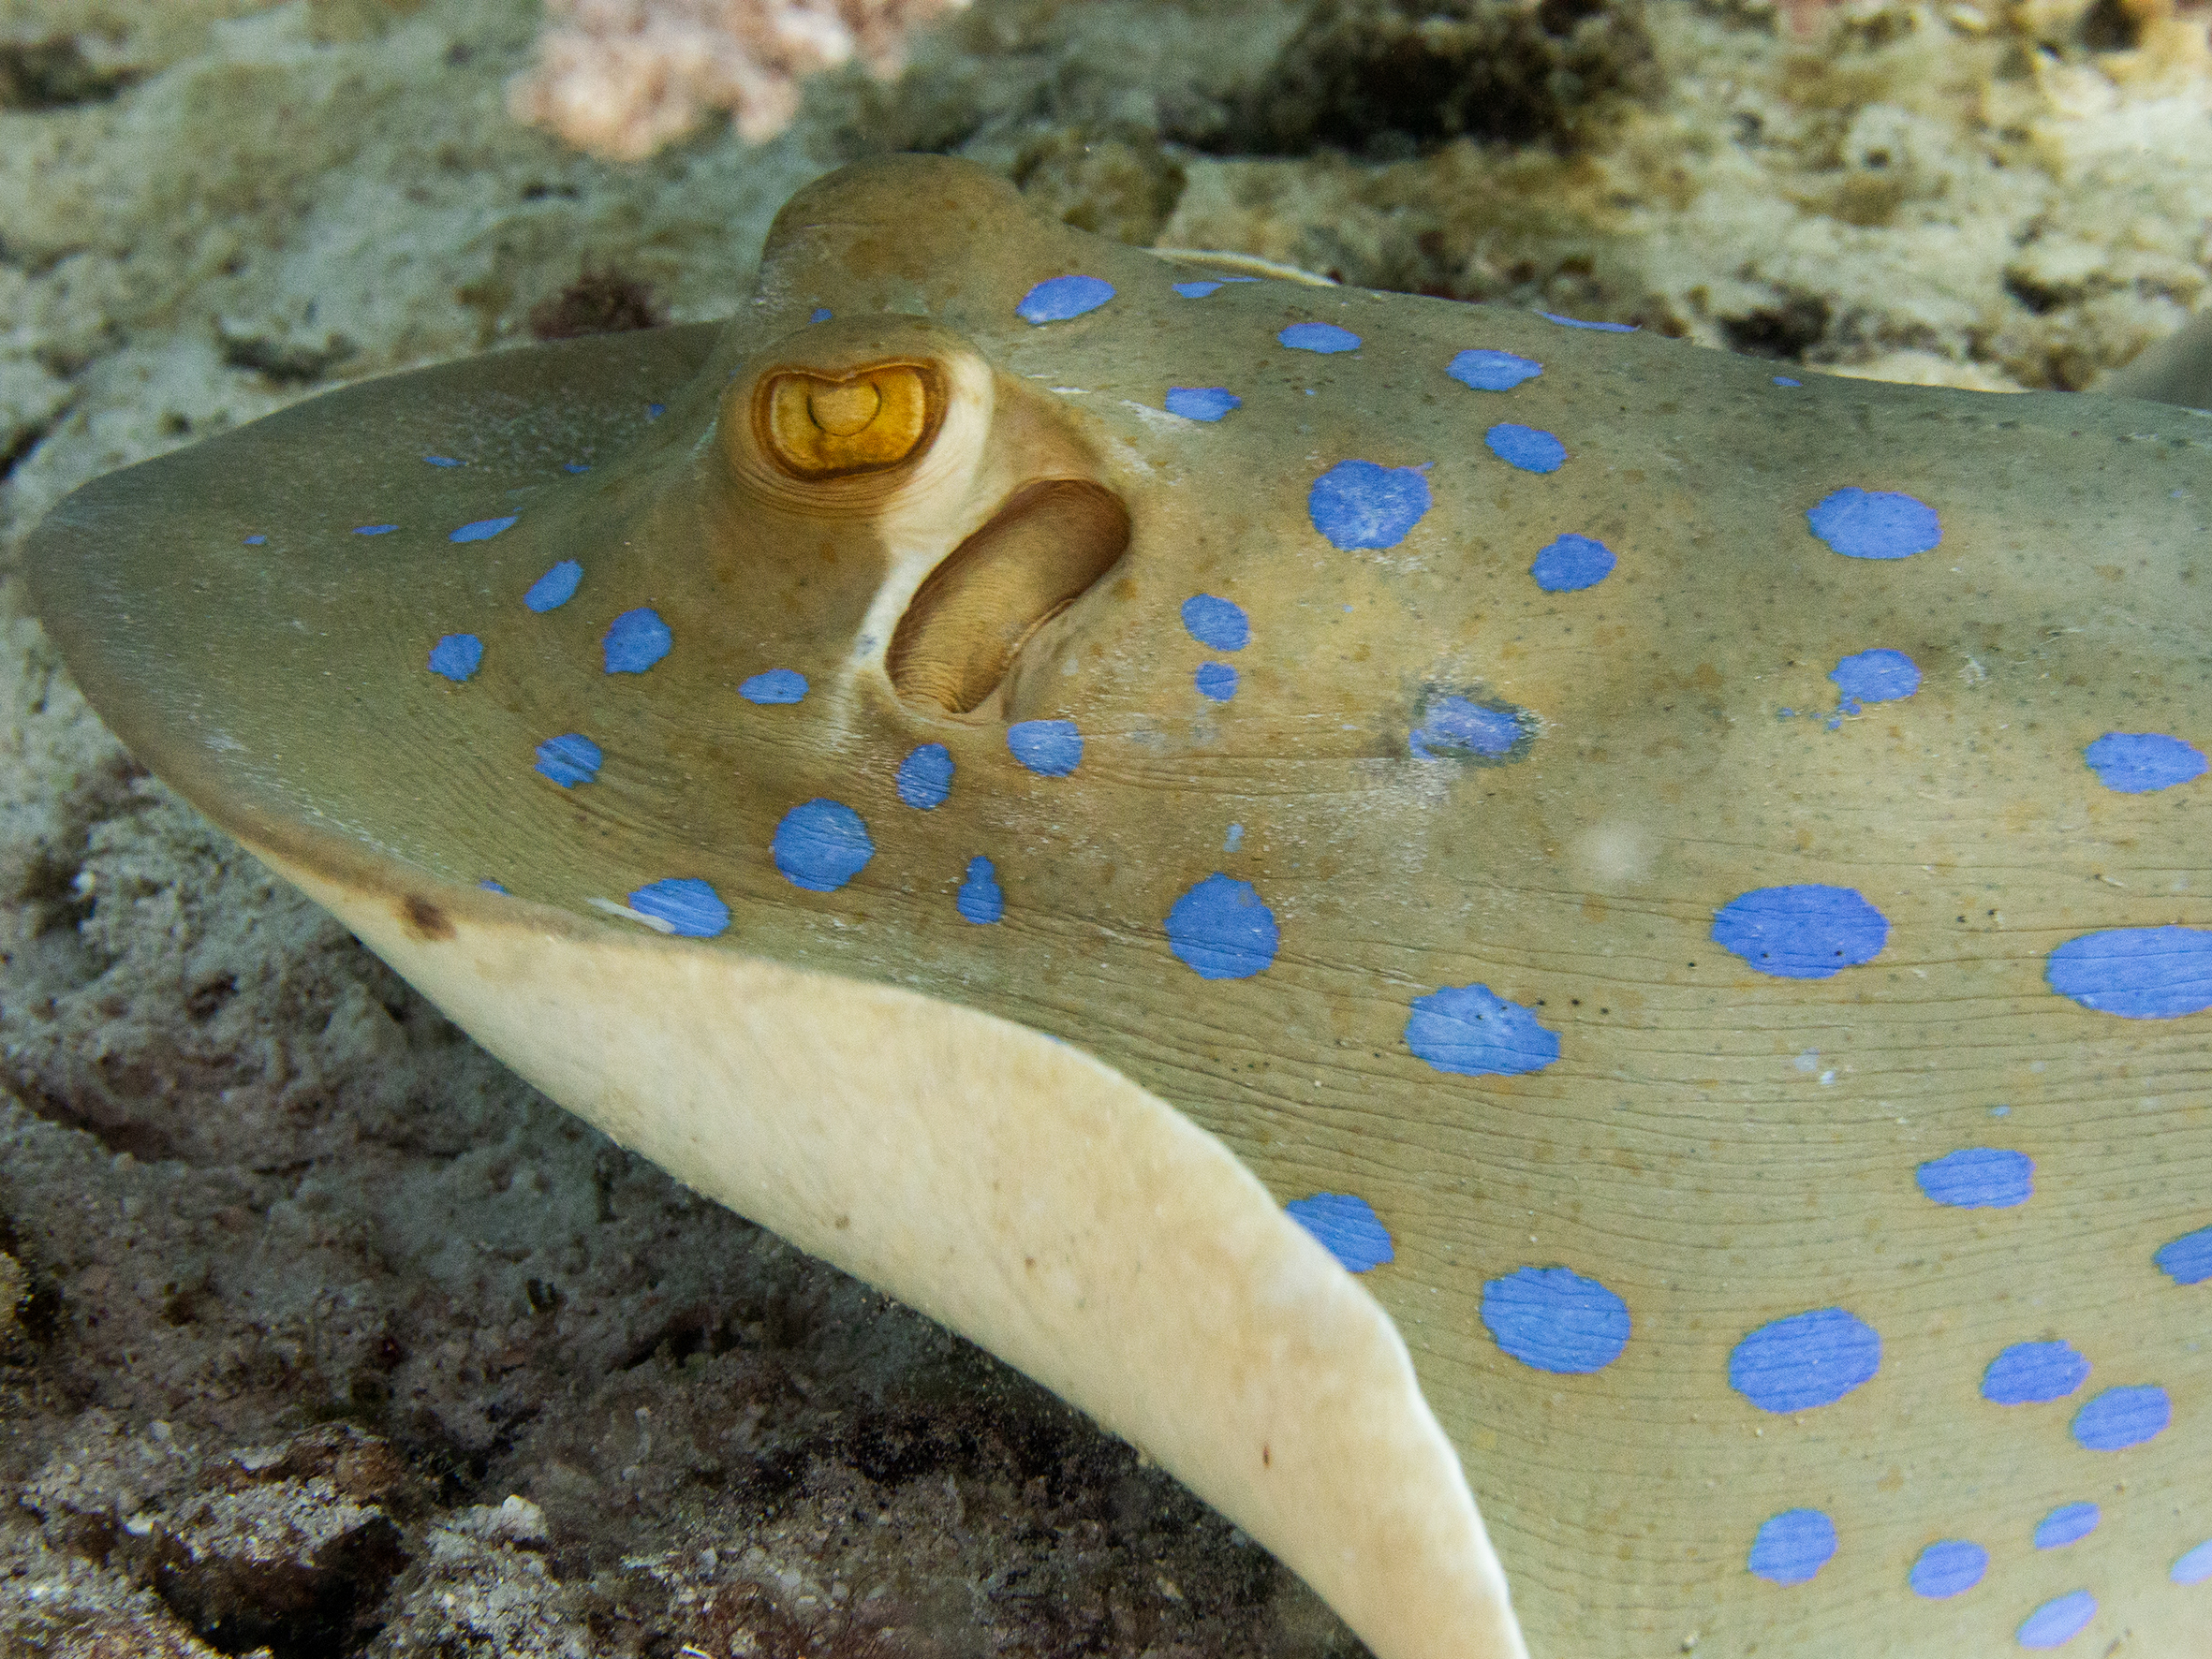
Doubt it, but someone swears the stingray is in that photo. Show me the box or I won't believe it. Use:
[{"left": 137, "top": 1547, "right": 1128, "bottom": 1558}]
[{"left": 26, "top": 155, "right": 2212, "bottom": 1658}]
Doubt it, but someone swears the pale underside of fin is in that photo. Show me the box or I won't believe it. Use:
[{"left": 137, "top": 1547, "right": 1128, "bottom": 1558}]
[{"left": 256, "top": 844, "right": 1529, "bottom": 1659}]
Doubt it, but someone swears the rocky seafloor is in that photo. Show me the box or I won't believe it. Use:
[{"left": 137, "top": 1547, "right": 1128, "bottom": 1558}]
[{"left": 2, "top": 0, "right": 2209, "bottom": 1653}]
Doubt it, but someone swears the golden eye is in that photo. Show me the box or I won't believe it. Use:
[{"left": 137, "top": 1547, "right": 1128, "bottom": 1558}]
[{"left": 759, "top": 363, "right": 937, "bottom": 478}]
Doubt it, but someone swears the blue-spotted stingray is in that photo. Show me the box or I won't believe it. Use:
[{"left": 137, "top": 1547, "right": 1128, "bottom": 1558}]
[{"left": 26, "top": 156, "right": 2212, "bottom": 1659}]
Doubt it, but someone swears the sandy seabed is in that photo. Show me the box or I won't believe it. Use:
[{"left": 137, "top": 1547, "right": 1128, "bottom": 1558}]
[{"left": 1, "top": 0, "right": 2208, "bottom": 1653}]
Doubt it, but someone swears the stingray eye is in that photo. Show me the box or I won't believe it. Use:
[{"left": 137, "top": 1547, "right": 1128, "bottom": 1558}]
[{"left": 759, "top": 364, "right": 938, "bottom": 478}]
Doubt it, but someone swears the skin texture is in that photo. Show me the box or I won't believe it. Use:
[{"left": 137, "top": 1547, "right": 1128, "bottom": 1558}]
[{"left": 27, "top": 156, "right": 2212, "bottom": 1657}]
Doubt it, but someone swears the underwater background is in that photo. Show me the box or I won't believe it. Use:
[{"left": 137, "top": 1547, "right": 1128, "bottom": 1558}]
[{"left": 1, "top": 0, "right": 2208, "bottom": 1652}]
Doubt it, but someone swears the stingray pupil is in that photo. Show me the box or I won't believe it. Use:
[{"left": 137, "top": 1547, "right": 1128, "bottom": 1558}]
[{"left": 809, "top": 379, "right": 881, "bottom": 435}]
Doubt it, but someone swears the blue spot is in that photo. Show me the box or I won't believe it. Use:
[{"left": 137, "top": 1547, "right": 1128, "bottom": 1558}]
[
  {"left": 2174, "top": 1537, "right": 2212, "bottom": 1584},
  {"left": 896, "top": 743, "right": 954, "bottom": 810},
  {"left": 627, "top": 877, "right": 729, "bottom": 938},
  {"left": 772, "top": 799, "right": 874, "bottom": 893},
  {"left": 603, "top": 607, "right": 672, "bottom": 674},
  {"left": 1180, "top": 594, "right": 1249, "bottom": 651},
  {"left": 1729, "top": 1307, "right": 1881, "bottom": 1412},
  {"left": 1910, "top": 1539, "right": 1987, "bottom": 1599},
  {"left": 2046, "top": 926, "right": 2212, "bottom": 1019},
  {"left": 355, "top": 524, "right": 397, "bottom": 536},
  {"left": 2084, "top": 732, "right": 2206, "bottom": 793},
  {"left": 1806, "top": 487, "right": 1941, "bottom": 560},
  {"left": 1773, "top": 375, "right": 1803, "bottom": 387},
  {"left": 1485, "top": 423, "right": 1567, "bottom": 474},
  {"left": 1747, "top": 1510, "right": 1836, "bottom": 1586},
  {"left": 1982, "top": 1341, "right": 2090, "bottom": 1405},
  {"left": 425, "top": 455, "right": 463, "bottom": 467},
  {"left": 1917, "top": 1148, "right": 2033, "bottom": 1209},
  {"left": 1405, "top": 984, "right": 1559, "bottom": 1077},
  {"left": 1279, "top": 322, "right": 1361, "bottom": 353},
  {"left": 524, "top": 560, "right": 582, "bottom": 612},
  {"left": 1830, "top": 648, "right": 1921, "bottom": 711},
  {"left": 1223, "top": 822, "right": 1245, "bottom": 852},
  {"left": 1165, "top": 873, "right": 1279, "bottom": 980},
  {"left": 646, "top": 403, "right": 664, "bottom": 418},
  {"left": 2016, "top": 1590, "right": 2097, "bottom": 1649},
  {"left": 2156, "top": 1225, "right": 2212, "bottom": 1285},
  {"left": 2072, "top": 1384, "right": 2170, "bottom": 1450},
  {"left": 450, "top": 515, "right": 517, "bottom": 543},
  {"left": 428, "top": 634, "right": 483, "bottom": 682},
  {"left": 1480, "top": 1266, "right": 1630, "bottom": 1373},
  {"left": 534, "top": 733, "right": 602, "bottom": 787},
  {"left": 1166, "top": 387, "right": 1241, "bottom": 421},
  {"left": 809, "top": 305, "right": 833, "bottom": 322},
  {"left": 956, "top": 856, "right": 1004, "bottom": 924},
  {"left": 1286, "top": 1193, "right": 1394, "bottom": 1273},
  {"left": 1447, "top": 348, "right": 1542, "bottom": 391},
  {"left": 1711, "top": 885, "right": 1889, "bottom": 979},
  {"left": 1307, "top": 460, "right": 1432, "bottom": 551},
  {"left": 1194, "top": 662, "right": 1238, "bottom": 701},
  {"left": 2034, "top": 1503, "right": 2100, "bottom": 1549},
  {"left": 1530, "top": 533, "right": 1615, "bottom": 592},
  {"left": 740, "top": 668, "right": 808, "bottom": 705},
  {"left": 479, "top": 879, "right": 509, "bottom": 894},
  {"left": 1007, "top": 719, "right": 1083, "bottom": 776},
  {"left": 562, "top": 462, "right": 590, "bottom": 474},
  {"left": 1018, "top": 274, "right": 1114, "bottom": 323},
  {"left": 1409, "top": 697, "right": 1524, "bottom": 760},
  {"left": 1172, "top": 280, "right": 1221, "bottom": 298},
  {"left": 243, "top": 534, "right": 267, "bottom": 545},
  {"left": 1537, "top": 310, "right": 1636, "bottom": 331}
]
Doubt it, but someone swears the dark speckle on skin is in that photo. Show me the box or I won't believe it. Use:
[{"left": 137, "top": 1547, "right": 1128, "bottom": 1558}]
[{"left": 401, "top": 896, "right": 454, "bottom": 942}]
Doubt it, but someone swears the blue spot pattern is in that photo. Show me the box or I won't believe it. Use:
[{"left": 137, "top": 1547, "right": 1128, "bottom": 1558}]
[
  {"left": 809, "top": 305, "right": 833, "bottom": 322},
  {"left": 1830, "top": 648, "right": 1921, "bottom": 710},
  {"left": 1286, "top": 1193, "right": 1394, "bottom": 1272},
  {"left": 773, "top": 799, "right": 875, "bottom": 893},
  {"left": 243, "top": 534, "right": 266, "bottom": 545},
  {"left": 2084, "top": 731, "right": 2206, "bottom": 793},
  {"left": 1308, "top": 460, "right": 1432, "bottom": 551},
  {"left": 1447, "top": 348, "right": 1542, "bottom": 390},
  {"left": 1538, "top": 310, "right": 1636, "bottom": 332},
  {"left": 1007, "top": 719, "right": 1083, "bottom": 776},
  {"left": 1910, "top": 1540, "right": 1987, "bottom": 1599},
  {"left": 1194, "top": 663, "right": 1238, "bottom": 701},
  {"left": 1485, "top": 422, "right": 1567, "bottom": 474},
  {"left": 1405, "top": 984, "right": 1559, "bottom": 1077},
  {"left": 1774, "top": 374, "right": 1803, "bottom": 387},
  {"left": 355, "top": 524, "right": 396, "bottom": 536},
  {"left": 1747, "top": 1510, "right": 1836, "bottom": 1586},
  {"left": 1181, "top": 594, "right": 1249, "bottom": 651},
  {"left": 740, "top": 668, "right": 808, "bottom": 704},
  {"left": 2072, "top": 1384, "right": 2169, "bottom": 1450},
  {"left": 2016, "top": 1590, "right": 2097, "bottom": 1649},
  {"left": 628, "top": 877, "right": 729, "bottom": 939},
  {"left": 1172, "top": 280, "right": 1221, "bottom": 298},
  {"left": 425, "top": 455, "right": 462, "bottom": 467},
  {"left": 428, "top": 634, "right": 483, "bottom": 683},
  {"left": 1480, "top": 1266, "right": 1630, "bottom": 1373},
  {"left": 1409, "top": 696, "right": 1524, "bottom": 760},
  {"left": 534, "top": 733, "right": 601, "bottom": 787},
  {"left": 1166, "top": 387, "right": 1241, "bottom": 421},
  {"left": 1711, "top": 885, "right": 1889, "bottom": 979},
  {"left": 1017, "top": 274, "right": 1115, "bottom": 324},
  {"left": 1279, "top": 322, "right": 1361, "bottom": 353},
  {"left": 2034, "top": 1503, "right": 2100, "bottom": 1549},
  {"left": 479, "top": 878, "right": 508, "bottom": 894},
  {"left": 1165, "top": 873, "right": 1279, "bottom": 980},
  {"left": 1730, "top": 1308, "right": 1880, "bottom": 1412},
  {"left": 1530, "top": 533, "right": 1615, "bottom": 592},
  {"left": 956, "top": 856, "right": 1004, "bottom": 924},
  {"left": 525, "top": 559, "right": 582, "bottom": 612},
  {"left": 450, "top": 515, "right": 517, "bottom": 543},
  {"left": 2155, "top": 1225, "right": 2212, "bottom": 1285},
  {"left": 2046, "top": 926, "right": 2212, "bottom": 1019},
  {"left": 1806, "top": 487, "right": 1941, "bottom": 560},
  {"left": 603, "top": 607, "right": 672, "bottom": 674},
  {"left": 2175, "top": 1538, "right": 2212, "bottom": 1585},
  {"left": 1983, "top": 1341, "right": 2090, "bottom": 1405},
  {"left": 896, "top": 742, "right": 954, "bottom": 810},
  {"left": 1916, "top": 1147, "right": 2033, "bottom": 1209}
]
